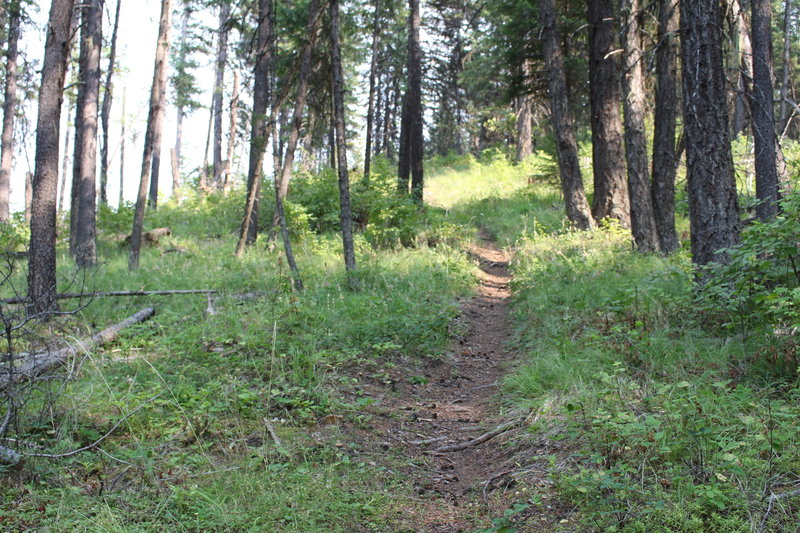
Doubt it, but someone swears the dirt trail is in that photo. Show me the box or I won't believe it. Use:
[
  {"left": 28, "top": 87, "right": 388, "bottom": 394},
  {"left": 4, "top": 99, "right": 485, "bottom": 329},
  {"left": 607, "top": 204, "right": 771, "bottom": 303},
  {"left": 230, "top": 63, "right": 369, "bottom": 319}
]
[{"left": 362, "top": 232, "right": 533, "bottom": 531}]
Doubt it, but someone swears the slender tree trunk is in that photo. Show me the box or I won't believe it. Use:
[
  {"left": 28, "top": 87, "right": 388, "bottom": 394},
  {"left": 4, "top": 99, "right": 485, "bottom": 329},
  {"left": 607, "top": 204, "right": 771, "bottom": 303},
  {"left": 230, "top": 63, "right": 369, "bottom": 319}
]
[
  {"left": 731, "top": 0, "right": 753, "bottom": 137},
  {"left": 374, "top": 71, "right": 385, "bottom": 157},
  {"left": 538, "top": 0, "right": 595, "bottom": 230},
  {"left": 268, "top": 0, "right": 324, "bottom": 243},
  {"left": 780, "top": 0, "right": 792, "bottom": 133},
  {"left": 58, "top": 109, "right": 71, "bottom": 213},
  {"left": 681, "top": 0, "right": 740, "bottom": 267},
  {"left": 147, "top": 65, "right": 168, "bottom": 209},
  {"left": 172, "top": 6, "right": 190, "bottom": 196},
  {"left": 72, "top": 0, "right": 103, "bottom": 267},
  {"left": 119, "top": 86, "right": 126, "bottom": 207},
  {"left": 99, "top": 0, "right": 121, "bottom": 206},
  {"left": 24, "top": 172, "right": 32, "bottom": 222},
  {"left": 397, "top": 94, "right": 410, "bottom": 193},
  {"left": 269, "top": 0, "right": 325, "bottom": 293},
  {"left": 407, "top": 0, "right": 424, "bottom": 203},
  {"left": 173, "top": 105, "right": 184, "bottom": 195},
  {"left": 130, "top": 0, "right": 171, "bottom": 270},
  {"left": 622, "top": 0, "right": 659, "bottom": 252},
  {"left": 0, "top": 0, "right": 21, "bottom": 222},
  {"left": 749, "top": 0, "right": 780, "bottom": 221},
  {"left": 587, "top": 0, "right": 629, "bottom": 226},
  {"left": 235, "top": 0, "right": 274, "bottom": 256},
  {"left": 200, "top": 93, "right": 213, "bottom": 190},
  {"left": 28, "top": 0, "right": 76, "bottom": 314},
  {"left": 364, "top": 0, "right": 381, "bottom": 182},
  {"left": 651, "top": 0, "right": 680, "bottom": 254},
  {"left": 330, "top": 0, "right": 356, "bottom": 273},
  {"left": 212, "top": 3, "right": 230, "bottom": 189},
  {"left": 223, "top": 69, "right": 239, "bottom": 194}
]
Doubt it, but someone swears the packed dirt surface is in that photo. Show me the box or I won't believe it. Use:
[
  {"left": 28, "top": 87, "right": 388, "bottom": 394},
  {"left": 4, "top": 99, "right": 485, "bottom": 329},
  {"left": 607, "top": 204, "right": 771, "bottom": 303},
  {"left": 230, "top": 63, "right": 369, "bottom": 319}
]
[{"left": 349, "top": 232, "right": 568, "bottom": 532}]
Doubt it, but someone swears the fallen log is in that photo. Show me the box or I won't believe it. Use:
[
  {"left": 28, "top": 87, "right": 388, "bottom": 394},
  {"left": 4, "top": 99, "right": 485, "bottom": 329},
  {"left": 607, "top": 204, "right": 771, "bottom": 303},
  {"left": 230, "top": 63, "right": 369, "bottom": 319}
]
[
  {"left": 2, "top": 289, "right": 270, "bottom": 305},
  {"left": 0, "top": 307, "right": 156, "bottom": 391}
]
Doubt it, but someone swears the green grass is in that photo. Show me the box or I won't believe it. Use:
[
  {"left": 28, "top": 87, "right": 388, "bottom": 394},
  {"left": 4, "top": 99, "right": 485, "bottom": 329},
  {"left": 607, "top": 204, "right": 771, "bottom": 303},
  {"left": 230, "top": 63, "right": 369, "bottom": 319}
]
[{"left": 4, "top": 151, "right": 800, "bottom": 531}]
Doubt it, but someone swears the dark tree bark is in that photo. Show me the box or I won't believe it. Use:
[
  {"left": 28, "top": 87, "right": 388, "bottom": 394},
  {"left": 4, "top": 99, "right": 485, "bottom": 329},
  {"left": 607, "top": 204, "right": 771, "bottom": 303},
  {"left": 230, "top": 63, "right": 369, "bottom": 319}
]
[
  {"left": 364, "top": 0, "right": 381, "bottom": 182},
  {"left": 28, "top": 0, "right": 76, "bottom": 314},
  {"left": 71, "top": 0, "right": 103, "bottom": 267},
  {"left": 330, "top": 0, "right": 356, "bottom": 273},
  {"left": 730, "top": 0, "right": 752, "bottom": 138},
  {"left": 681, "top": 0, "right": 740, "bottom": 267},
  {"left": 130, "top": 0, "right": 171, "bottom": 270},
  {"left": 99, "top": 0, "right": 121, "bottom": 206},
  {"left": 0, "top": 0, "right": 21, "bottom": 223},
  {"left": 212, "top": 3, "right": 230, "bottom": 189},
  {"left": 235, "top": 0, "right": 274, "bottom": 256},
  {"left": 749, "top": 0, "right": 780, "bottom": 221},
  {"left": 147, "top": 60, "right": 169, "bottom": 210},
  {"left": 398, "top": 0, "right": 425, "bottom": 205},
  {"left": 538, "top": 0, "right": 595, "bottom": 230},
  {"left": 651, "top": 0, "right": 680, "bottom": 253},
  {"left": 622, "top": 0, "right": 659, "bottom": 252},
  {"left": 587, "top": 0, "right": 629, "bottom": 227}
]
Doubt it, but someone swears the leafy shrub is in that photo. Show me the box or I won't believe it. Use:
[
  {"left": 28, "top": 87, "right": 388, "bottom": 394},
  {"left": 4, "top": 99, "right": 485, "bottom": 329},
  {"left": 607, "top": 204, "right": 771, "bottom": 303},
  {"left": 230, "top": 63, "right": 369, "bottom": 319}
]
[
  {"left": 0, "top": 213, "right": 29, "bottom": 253},
  {"left": 699, "top": 190, "right": 800, "bottom": 356}
]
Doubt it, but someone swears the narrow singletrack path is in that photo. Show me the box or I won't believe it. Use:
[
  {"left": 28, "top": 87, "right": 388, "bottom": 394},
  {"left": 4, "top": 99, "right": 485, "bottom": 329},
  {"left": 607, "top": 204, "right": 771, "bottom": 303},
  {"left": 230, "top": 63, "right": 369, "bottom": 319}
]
[{"left": 364, "top": 231, "right": 529, "bottom": 531}]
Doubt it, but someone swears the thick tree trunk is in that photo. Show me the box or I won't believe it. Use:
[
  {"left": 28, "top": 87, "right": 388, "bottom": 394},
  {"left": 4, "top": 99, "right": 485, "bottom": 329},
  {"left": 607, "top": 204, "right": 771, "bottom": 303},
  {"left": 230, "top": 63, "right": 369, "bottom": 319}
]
[
  {"left": 651, "top": 0, "right": 680, "bottom": 254},
  {"left": 235, "top": 0, "right": 274, "bottom": 256},
  {"left": 0, "top": 0, "right": 21, "bottom": 223},
  {"left": 749, "top": 0, "right": 780, "bottom": 221},
  {"left": 130, "top": 0, "right": 171, "bottom": 270},
  {"left": 28, "top": 0, "right": 76, "bottom": 314},
  {"left": 330, "top": 0, "right": 357, "bottom": 273},
  {"left": 364, "top": 0, "right": 381, "bottom": 182},
  {"left": 99, "top": 0, "right": 121, "bottom": 206},
  {"left": 212, "top": 3, "right": 230, "bottom": 189},
  {"left": 587, "top": 0, "right": 629, "bottom": 226},
  {"left": 622, "top": 0, "right": 660, "bottom": 252},
  {"left": 72, "top": 0, "right": 103, "bottom": 267},
  {"left": 538, "top": 0, "right": 595, "bottom": 230},
  {"left": 681, "top": 0, "right": 741, "bottom": 267}
]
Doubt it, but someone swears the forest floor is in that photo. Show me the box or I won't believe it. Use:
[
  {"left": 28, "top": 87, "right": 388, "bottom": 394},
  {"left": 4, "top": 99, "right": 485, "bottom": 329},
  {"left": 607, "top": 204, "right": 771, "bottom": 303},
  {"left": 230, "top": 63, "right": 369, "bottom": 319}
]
[{"left": 350, "top": 231, "right": 567, "bottom": 532}]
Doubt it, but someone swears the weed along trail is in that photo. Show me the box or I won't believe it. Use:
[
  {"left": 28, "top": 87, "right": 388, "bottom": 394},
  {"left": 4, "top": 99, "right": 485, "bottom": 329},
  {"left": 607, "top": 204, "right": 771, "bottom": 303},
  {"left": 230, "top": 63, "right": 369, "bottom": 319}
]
[{"left": 363, "top": 231, "right": 532, "bottom": 531}]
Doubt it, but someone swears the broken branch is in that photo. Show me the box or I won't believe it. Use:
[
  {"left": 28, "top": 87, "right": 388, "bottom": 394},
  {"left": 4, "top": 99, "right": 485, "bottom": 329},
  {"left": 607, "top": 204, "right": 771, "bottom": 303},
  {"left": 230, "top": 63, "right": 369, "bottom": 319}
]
[{"left": 429, "top": 419, "right": 523, "bottom": 454}]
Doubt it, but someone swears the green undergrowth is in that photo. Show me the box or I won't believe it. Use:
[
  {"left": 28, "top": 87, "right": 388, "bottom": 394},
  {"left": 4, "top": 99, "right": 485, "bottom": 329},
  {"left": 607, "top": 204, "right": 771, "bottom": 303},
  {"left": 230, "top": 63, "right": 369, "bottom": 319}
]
[
  {"left": 504, "top": 225, "right": 800, "bottom": 531},
  {"left": 0, "top": 177, "right": 476, "bottom": 530}
]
